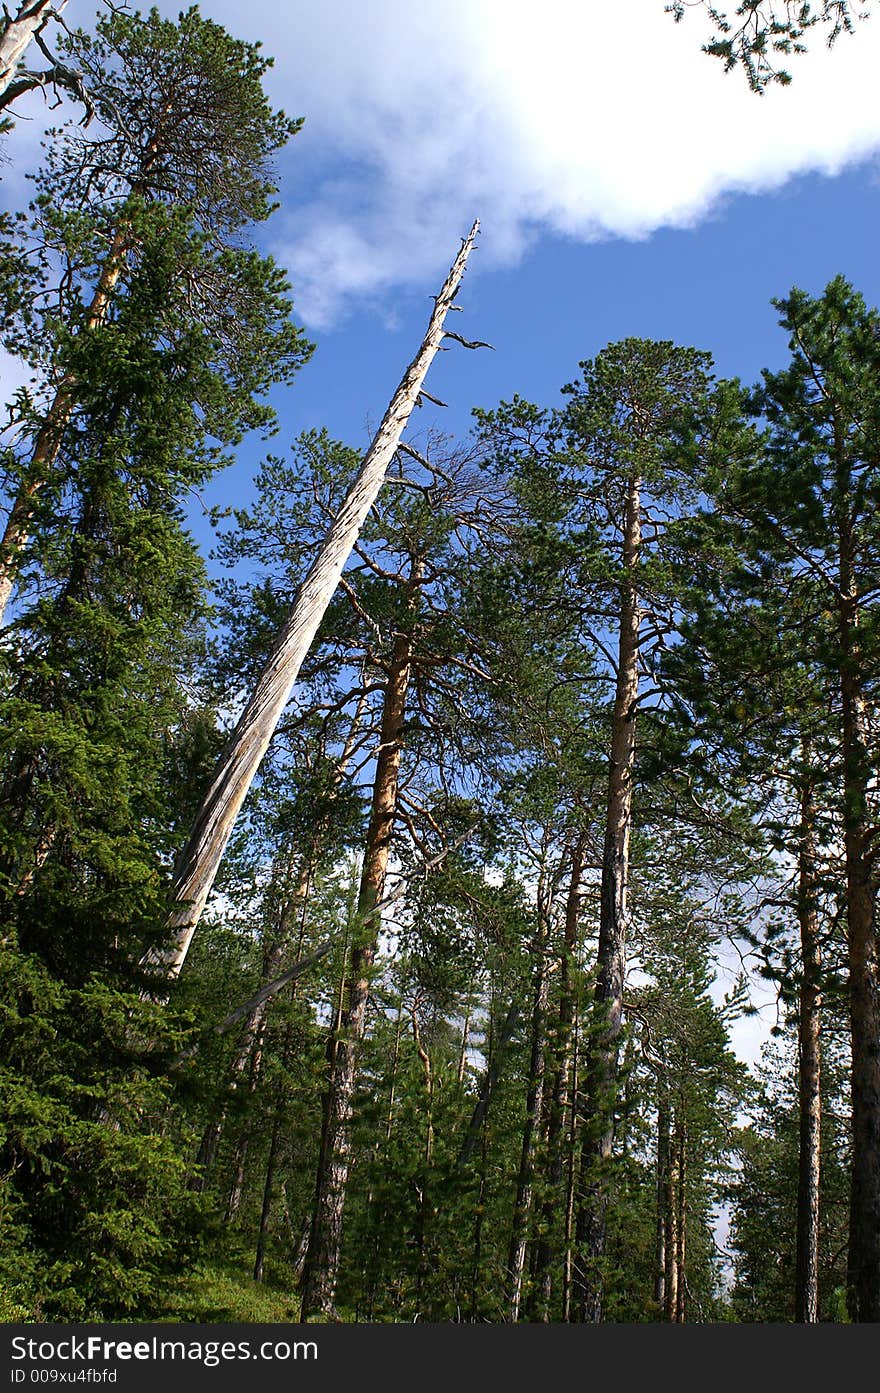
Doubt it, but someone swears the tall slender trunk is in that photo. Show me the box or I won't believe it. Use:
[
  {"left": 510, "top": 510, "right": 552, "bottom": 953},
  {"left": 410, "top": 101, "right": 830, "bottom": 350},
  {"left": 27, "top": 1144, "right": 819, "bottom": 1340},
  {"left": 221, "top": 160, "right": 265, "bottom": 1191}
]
[
  {"left": 561, "top": 1013, "right": 581, "bottom": 1323},
  {"left": 507, "top": 930, "right": 550, "bottom": 1321},
  {"left": 573, "top": 471, "right": 641, "bottom": 1322},
  {"left": 531, "top": 836, "right": 584, "bottom": 1319},
  {"left": 654, "top": 1089, "right": 669, "bottom": 1311},
  {"left": 837, "top": 509, "right": 880, "bottom": 1324},
  {"left": 673, "top": 1119, "right": 687, "bottom": 1323},
  {"left": 299, "top": 573, "right": 418, "bottom": 1320},
  {"left": 664, "top": 1117, "right": 680, "bottom": 1322},
  {"left": 253, "top": 1093, "right": 284, "bottom": 1282},
  {"left": 411, "top": 1000, "right": 435, "bottom": 1312},
  {"left": 795, "top": 766, "right": 822, "bottom": 1323},
  {"left": 151, "top": 224, "right": 479, "bottom": 979},
  {"left": 469, "top": 998, "right": 495, "bottom": 1323}
]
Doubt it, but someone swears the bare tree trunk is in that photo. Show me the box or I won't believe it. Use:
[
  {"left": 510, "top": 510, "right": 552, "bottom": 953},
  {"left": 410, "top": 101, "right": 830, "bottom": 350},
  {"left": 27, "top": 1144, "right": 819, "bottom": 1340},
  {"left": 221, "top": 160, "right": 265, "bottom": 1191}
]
[
  {"left": 674, "top": 1120, "right": 687, "bottom": 1323},
  {"left": 561, "top": 1013, "right": 581, "bottom": 1323},
  {"left": 507, "top": 934, "right": 550, "bottom": 1321},
  {"left": 469, "top": 996, "right": 495, "bottom": 1323},
  {"left": 532, "top": 836, "right": 584, "bottom": 1320},
  {"left": 795, "top": 767, "right": 822, "bottom": 1324},
  {"left": 573, "top": 471, "right": 641, "bottom": 1323},
  {"left": 0, "top": 1, "right": 62, "bottom": 102},
  {"left": 411, "top": 999, "right": 435, "bottom": 1313},
  {"left": 664, "top": 1119, "right": 679, "bottom": 1322},
  {"left": 299, "top": 576, "right": 418, "bottom": 1320},
  {"left": 253, "top": 1095, "right": 284, "bottom": 1282},
  {"left": 457, "top": 984, "right": 473, "bottom": 1087},
  {"left": 149, "top": 224, "right": 479, "bottom": 979},
  {"left": 654, "top": 1090, "right": 669, "bottom": 1312},
  {"left": 838, "top": 536, "right": 880, "bottom": 1324}
]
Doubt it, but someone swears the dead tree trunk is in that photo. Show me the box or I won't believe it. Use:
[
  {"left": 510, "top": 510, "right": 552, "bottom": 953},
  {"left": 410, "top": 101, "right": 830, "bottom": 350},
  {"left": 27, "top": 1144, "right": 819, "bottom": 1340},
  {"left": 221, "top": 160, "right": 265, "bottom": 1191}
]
[
  {"left": 0, "top": 1, "right": 62, "bottom": 102},
  {"left": 298, "top": 572, "right": 419, "bottom": 1321},
  {"left": 573, "top": 470, "right": 641, "bottom": 1323},
  {"left": 149, "top": 223, "right": 480, "bottom": 980},
  {"left": 795, "top": 766, "right": 822, "bottom": 1324}
]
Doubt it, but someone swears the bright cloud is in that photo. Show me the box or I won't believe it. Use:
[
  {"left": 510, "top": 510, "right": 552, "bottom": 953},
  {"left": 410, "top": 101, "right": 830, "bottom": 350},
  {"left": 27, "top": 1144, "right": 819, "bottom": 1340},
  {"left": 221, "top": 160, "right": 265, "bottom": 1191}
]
[{"left": 14, "top": 1, "right": 880, "bottom": 328}]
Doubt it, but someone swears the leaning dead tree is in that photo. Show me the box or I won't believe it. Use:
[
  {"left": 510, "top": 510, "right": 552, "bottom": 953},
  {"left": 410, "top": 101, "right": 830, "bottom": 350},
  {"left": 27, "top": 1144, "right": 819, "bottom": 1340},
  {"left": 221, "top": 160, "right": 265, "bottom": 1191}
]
[{"left": 148, "top": 220, "right": 481, "bottom": 979}]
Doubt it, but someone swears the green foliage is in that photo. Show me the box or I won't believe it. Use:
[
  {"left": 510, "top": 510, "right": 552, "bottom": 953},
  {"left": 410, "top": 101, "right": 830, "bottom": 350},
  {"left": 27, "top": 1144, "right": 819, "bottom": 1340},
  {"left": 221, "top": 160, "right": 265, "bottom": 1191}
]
[{"left": 668, "top": 2, "right": 864, "bottom": 90}]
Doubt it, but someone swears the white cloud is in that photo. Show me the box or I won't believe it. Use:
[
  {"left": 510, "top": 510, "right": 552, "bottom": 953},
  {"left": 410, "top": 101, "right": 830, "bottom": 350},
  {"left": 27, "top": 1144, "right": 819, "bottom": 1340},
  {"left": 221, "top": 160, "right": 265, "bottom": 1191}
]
[{"left": 10, "top": 2, "right": 880, "bottom": 327}]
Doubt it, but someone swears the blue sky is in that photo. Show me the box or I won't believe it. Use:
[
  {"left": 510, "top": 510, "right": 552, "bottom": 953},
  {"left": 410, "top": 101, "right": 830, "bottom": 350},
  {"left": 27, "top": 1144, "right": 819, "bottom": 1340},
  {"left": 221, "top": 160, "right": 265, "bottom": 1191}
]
[
  {"left": 162, "top": 1, "right": 880, "bottom": 541},
  {"left": 5, "top": 2, "right": 880, "bottom": 525}
]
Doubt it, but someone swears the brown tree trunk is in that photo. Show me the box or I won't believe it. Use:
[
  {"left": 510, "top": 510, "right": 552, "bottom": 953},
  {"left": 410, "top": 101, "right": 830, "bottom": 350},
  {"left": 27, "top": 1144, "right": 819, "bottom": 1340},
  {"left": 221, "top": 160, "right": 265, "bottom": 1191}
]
[
  {"left": 561, "top": 1013, "right": 581, "bottom": 1323},
  {"left": 507, "top": 930, "right": 550, "bottom": 1321},
  {"left": 840, "top": 642, "right": 880, "bottom": 1323},
  {"left": 795, "top": 766, "right": 822, "bottom": 1324},
  {"left": 149, "top": 224, "right": 479, "bottom": 979},
  {"left": 299, "top": 576, "right": 418, "bottom": 1320},
  {"left": 530, "top": 834, "right": 585, "bottom": 1320},
  {"left": 573, "top": 471, "right": 641, "bottom": 1323},
  {"left": 411, "top": 999, "right": 435, "bottom": 1312},
  {"left": 664, "top": 1119, "right": 680, "bottom": 1322},
  {"left": 654, "top": 1090, "right": 669, "bottom": 1312},
  {"left": 253, "top": 1093, "right": 284, "bottom": 1282},
  {"left": 674, "top": 1119, "right": 687, "bottom": 1323}
]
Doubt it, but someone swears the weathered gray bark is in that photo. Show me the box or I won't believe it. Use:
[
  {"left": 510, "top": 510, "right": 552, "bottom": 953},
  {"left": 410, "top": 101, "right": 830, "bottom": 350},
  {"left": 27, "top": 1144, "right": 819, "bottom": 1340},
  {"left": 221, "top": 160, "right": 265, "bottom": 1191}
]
[
  {"left": 299, "top": 568, "right": 419, "bottom": 1320},
  {"left": 0, "top": 1, "right": 61, "bottom": 101},
  {"left": 573, "top": 470, "right": 641, "bottom": 1323},
  {"left": 150, "top": 223, "right": 479, "bottom": 980},
  {"left": 795, "top": 768, "right": 822, "bottom": 1324}
]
